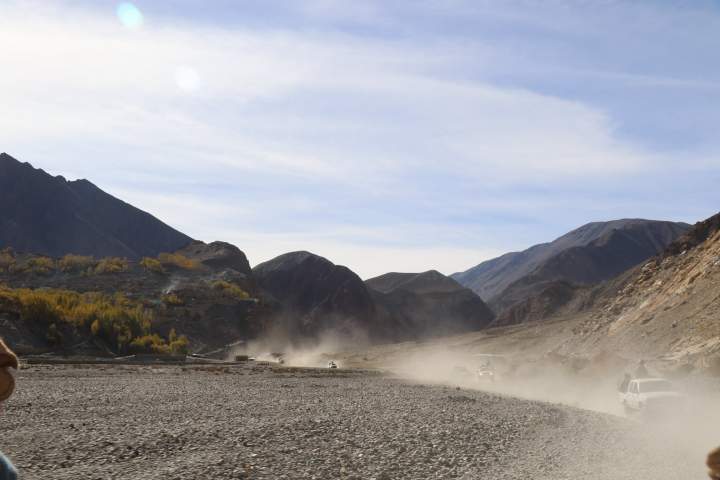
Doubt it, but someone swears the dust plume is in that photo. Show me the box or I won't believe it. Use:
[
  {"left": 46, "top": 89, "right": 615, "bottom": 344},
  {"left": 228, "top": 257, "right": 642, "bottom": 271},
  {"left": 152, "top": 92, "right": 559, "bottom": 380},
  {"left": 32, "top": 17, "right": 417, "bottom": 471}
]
[
  {"left": 229, "top": 315, "right": 371, "bottom": 368},
  {"left": 163, "top": 277, "right": 181, "bottom": 294},
  {"left": 349, "top": 343, "right": 720, "bottom": 478}
]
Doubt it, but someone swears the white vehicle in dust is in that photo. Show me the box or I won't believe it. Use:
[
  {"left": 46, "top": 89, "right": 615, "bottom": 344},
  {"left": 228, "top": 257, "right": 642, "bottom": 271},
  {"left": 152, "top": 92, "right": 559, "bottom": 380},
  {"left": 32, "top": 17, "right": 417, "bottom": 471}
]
[
  {"left": 475, "top": 364, "right": 495, "bottom": 383},
  {"left": 472, "top": 354, "right": 505, "bottom": 383},
  {"left": 618, "top": 378, "right": 685, "bottom": 415}
]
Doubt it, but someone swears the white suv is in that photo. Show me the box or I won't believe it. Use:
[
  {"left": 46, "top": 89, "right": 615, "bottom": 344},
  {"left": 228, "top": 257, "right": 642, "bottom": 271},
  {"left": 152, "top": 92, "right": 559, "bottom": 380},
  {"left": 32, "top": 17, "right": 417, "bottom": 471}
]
[{"left": 618, "top": 378, "right": 685, "bottom": 415}]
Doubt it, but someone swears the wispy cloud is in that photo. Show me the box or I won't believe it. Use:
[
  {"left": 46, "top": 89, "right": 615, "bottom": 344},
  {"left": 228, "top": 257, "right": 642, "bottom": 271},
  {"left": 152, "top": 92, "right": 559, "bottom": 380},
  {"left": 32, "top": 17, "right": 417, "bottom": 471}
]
[
  {"left": 0, "top": 2, "right": 655, "bottom": 180},
  {"left": 1, "top": 1, "right": 718, "bottom": 277}
]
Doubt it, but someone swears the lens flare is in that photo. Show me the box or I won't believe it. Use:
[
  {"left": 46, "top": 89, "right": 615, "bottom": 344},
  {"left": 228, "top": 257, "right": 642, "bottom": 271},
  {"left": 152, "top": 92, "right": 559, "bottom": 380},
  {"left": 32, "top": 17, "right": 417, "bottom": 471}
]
[
  {"left": 116, "top": 3, "right": 143, "bottom": 29},
  {"left": 175, "top": 66, "right": 201, "bottom": 92}
]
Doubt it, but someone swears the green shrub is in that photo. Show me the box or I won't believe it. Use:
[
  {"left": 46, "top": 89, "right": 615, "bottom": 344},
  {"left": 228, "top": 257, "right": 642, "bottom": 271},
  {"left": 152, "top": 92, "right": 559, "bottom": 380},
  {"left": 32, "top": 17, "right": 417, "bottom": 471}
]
[
  {"left": 95, "top": 257, "right": 129, "bottom": 274},
  {"left": 140, "top": 257, "right": 165, "bottom": 274},
  {"left": 158, "top": 253, "right": 199, "bottom": 270},
  {"left": 58, "top": 255, "right": 96, "bottom": 273},
  {"left": 89, "top": 304, "right": 153, "bottom": 351},
  {"left": 129, "top": 332, "right": 188, "bottom": 355},
  {"left": 8, "top": 263, "right": 27, "bottom": 275},
  {"left": 129, "top": 333, "right": 166, "bottom": 353},
  {"left": 212, "top": 280, "right": 250, "bottom": 300},
  {"left": 128, "top": 329, "right": 190, "bottom": 355},
  {"left": 28, "top": 257, "right": 55, "bottom": 275},
  {"left": 0, "top": 285, "right": 190, "bottom": 355},
  {"left": 20, "top": 293, "right": 62, "bottom": 326},
  {"left": 162, "top": 293, "right": 184, "bottom": 306},
  {"left": 168, "top": 328, "right": 189, "bottom": 355},
  {"left": 0, "top": 287, "right": 20, "bottom": 311},
  {"left": 0, "top": 249, "right": 15, "bottom": 273},
  {"left": 0, "top": 286, "right": 178, "bottom": 354}
]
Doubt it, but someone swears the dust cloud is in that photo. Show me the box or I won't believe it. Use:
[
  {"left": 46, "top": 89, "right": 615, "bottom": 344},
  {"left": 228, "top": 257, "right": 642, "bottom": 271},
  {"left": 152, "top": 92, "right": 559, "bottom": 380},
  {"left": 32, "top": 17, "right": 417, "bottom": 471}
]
[
  {"left": 230, "top": 320, "right": 370, "bottom": 368},
  {"left": 162, "top": 277, "right": 181, "bottom": 294},
  {"left": 381, "top": 345, "right": 720, "bottom": 478},
  {"left": 387, "top": 348, "right": 625, "bottom": 414},
  {"left": 230, "top": 320, "right": 719, "bottom": 477}
]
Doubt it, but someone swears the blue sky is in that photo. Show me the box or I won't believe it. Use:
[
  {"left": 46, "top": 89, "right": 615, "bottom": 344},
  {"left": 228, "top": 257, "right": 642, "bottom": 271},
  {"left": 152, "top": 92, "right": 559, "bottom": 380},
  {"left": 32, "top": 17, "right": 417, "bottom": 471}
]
[{"left": 1, "top": 0, "right": 719, "bottom": 278}]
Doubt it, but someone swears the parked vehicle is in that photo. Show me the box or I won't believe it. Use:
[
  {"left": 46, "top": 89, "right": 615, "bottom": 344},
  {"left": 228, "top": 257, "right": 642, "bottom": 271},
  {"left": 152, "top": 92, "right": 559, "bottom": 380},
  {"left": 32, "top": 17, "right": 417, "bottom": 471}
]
[
  {"left": 618, "top": 377, "right": 685, "bottom": 416},
  {"left": 328, "top": 361, "right": 338, "bottom": 369}
]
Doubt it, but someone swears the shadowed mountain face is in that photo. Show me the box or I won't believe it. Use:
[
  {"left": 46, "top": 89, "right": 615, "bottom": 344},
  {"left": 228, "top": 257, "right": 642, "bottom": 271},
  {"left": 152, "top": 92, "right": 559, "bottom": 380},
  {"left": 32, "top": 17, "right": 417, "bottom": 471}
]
[
  {"left": 252, "top": 251, "right": 380, "bottom": 338},
  {"left": 664, "top": 212, "right": 720, "bottom": 257},
  {"left": 0, "top": 153, "right": 192, "bottom": 259},
  {"left": 253, "top": 255, "right": 494, "bottom": 341},
  {"left": 366, "top": 270, "right": 495, "bottom": 336},
  {"left": 452, "top": 219, "right": 690, "bottom": 313}
]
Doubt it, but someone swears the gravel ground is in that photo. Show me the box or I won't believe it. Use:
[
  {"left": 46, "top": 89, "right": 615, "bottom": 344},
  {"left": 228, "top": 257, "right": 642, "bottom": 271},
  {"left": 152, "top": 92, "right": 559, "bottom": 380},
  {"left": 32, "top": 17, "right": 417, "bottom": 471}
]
[{"left": 0, "top": 363, "right": 705, "bottom": 480}]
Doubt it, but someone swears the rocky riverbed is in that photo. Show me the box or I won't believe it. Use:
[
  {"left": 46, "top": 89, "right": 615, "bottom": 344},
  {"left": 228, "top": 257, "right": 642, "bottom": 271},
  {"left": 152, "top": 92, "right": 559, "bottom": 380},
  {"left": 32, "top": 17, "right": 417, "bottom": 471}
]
[{"left": 1, "top": 363, "right": 706, "bottom": 479}]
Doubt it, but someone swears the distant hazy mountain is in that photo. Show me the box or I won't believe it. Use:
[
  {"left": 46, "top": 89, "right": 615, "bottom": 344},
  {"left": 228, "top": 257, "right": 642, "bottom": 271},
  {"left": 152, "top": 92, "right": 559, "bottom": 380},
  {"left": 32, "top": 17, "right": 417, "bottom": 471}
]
[
  {"left": 0, "top": 153, "right": 192, "bottom": 258},
  {"left": 452, "top": 219, "right": 690, "bottom": 313},
  {"left": 366, "top": 270, "right": 495, "bottom": 336}
]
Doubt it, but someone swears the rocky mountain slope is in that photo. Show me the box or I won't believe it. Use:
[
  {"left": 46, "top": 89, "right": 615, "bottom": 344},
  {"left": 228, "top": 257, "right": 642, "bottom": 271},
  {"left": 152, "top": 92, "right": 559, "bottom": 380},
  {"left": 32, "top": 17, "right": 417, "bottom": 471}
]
[
  {"left": 176, "top": 240, "right": 252, "bottom": 276},
  {"left": 366, "top": 270, "right": 495, "bottom": 336},
  {"left": 452, "top": 219, "right": 689, "bottom": 314},
  {"left": 492, "top": 280, "right": 589, "bottom": 327},
  {"left": 252, "top": 251, "right": 382, "bottom": 339},
  {"left": 0, "top": 153, "right": 192, "bottom": 259},
  {"left": 460, "top": 211, "right": 720, "bottom": 367},
  {"left": 567, "top": 211, "right": 720, "bottom": 361},
  {"left": 253, "top": 255, "right": 496, "bottom": 342}
]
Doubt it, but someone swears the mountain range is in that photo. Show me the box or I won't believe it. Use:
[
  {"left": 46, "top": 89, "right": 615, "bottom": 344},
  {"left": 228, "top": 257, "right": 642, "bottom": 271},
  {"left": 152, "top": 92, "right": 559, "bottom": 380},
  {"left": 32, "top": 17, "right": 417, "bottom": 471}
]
[
  {"left": 0, "top": 153, "right": 710, "bottom": 358},
  {"left": 252, "top": 252, "right": 495, "bottom": 341},
  {"left": 452, "top": 219, "right": 689, "bottom": 317},
  {"left": 501, "top": 212, "right": 720, "bottom": 364}
]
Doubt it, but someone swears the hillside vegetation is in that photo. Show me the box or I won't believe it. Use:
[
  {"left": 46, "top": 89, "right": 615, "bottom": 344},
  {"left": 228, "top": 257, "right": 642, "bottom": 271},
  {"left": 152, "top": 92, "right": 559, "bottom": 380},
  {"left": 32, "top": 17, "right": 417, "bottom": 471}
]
[
  {"left": 0, "top": 285, "right": 188, "bottom": 354},
  {"left": 0, "top": 244, "right": 264, "bottom": 355}
]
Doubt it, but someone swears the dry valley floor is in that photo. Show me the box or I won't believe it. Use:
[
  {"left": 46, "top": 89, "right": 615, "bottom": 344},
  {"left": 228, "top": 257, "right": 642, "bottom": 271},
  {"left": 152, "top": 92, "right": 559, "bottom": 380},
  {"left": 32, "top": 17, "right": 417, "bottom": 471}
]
[{"left": 2, "top": 363, "right": 705, "bottom": 480}]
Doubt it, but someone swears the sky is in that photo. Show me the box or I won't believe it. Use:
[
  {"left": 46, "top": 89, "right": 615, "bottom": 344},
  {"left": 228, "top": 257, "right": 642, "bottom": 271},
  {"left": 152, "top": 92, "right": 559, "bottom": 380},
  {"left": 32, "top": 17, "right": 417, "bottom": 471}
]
[{"left": 1, "top": 0, "right": 719, "bottom": 279}]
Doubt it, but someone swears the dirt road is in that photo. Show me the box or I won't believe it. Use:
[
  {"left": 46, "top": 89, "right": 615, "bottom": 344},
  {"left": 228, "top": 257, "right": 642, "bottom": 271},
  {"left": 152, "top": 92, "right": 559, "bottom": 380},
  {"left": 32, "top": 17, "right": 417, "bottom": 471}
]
[{"left": 1, "top": 363, "right": 704, "bottom": 479}]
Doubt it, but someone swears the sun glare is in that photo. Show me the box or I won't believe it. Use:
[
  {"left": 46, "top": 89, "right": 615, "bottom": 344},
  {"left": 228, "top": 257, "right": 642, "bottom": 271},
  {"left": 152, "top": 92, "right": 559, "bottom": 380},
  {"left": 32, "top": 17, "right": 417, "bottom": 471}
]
[{"left": 116, "top": 2, "right": 143, "bottom": 30}]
